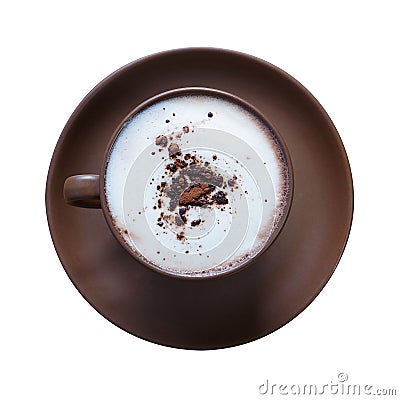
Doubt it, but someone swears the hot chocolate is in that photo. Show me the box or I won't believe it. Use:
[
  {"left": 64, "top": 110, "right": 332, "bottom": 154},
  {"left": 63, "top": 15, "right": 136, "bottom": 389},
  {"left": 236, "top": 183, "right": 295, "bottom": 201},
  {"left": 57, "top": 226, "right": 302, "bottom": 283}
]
[{"left": 105, "top": 92, "right": 290, "bottom": 276}]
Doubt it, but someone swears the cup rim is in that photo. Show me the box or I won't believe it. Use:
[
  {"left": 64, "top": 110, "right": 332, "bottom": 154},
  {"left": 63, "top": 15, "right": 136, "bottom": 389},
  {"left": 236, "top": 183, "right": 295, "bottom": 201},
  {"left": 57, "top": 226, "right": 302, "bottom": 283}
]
[{"left": 99, "top": 86, "right": 294, "bottom": 280}]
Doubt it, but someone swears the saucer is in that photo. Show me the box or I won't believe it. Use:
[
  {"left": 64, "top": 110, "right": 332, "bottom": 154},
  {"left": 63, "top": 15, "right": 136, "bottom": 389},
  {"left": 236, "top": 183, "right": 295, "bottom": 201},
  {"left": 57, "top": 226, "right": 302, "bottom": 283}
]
[{"left": 46, "top": 48, "right": 353, "bottom": 349}]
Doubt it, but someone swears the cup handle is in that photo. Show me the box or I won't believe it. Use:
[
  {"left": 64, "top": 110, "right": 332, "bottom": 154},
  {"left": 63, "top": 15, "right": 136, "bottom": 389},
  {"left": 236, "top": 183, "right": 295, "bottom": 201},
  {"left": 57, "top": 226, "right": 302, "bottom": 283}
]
[{"left": 63, "top": 174, "right": 101, "bottom": 208}]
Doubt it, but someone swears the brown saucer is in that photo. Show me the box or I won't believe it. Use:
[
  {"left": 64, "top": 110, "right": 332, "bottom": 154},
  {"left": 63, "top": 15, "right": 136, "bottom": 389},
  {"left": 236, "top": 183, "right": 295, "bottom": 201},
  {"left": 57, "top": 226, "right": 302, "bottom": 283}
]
[{"left": 46, "top": 48, "right": 353, "bottom": 349}]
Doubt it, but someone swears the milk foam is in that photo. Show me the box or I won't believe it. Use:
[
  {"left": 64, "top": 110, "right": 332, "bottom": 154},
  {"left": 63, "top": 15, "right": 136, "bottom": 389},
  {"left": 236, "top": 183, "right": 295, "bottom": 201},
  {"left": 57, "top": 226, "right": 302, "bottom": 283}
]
[{"left": 105, "top": 93, "right": 289, "bottom": 276}]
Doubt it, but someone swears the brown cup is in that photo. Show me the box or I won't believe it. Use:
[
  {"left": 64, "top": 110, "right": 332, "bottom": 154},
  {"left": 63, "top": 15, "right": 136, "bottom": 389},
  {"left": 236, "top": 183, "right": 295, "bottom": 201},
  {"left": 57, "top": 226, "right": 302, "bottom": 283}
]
[{"left": 63, "top": 87, "right": 293, "bottom": 279}]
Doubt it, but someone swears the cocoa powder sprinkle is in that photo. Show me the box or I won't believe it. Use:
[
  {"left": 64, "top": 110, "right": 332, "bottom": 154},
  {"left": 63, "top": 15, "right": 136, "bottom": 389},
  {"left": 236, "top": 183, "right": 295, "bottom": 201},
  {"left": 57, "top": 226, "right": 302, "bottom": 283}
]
[{"left": 179, "top": 183, "right": 215, "bottom": 206}]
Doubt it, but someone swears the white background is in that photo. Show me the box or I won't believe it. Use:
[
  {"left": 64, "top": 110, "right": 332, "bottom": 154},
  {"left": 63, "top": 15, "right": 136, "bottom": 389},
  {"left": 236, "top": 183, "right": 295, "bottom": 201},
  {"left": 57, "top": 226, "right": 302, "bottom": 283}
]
[{"left": 1, "top": 1, "right": 399, "bottom": 399}]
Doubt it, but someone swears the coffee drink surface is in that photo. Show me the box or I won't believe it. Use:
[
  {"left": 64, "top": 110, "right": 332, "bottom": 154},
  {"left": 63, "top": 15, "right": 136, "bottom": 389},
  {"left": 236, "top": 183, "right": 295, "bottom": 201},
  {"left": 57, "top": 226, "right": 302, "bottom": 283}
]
[{"left": 105, "top": 93, "right": 289, "bottom": 276}]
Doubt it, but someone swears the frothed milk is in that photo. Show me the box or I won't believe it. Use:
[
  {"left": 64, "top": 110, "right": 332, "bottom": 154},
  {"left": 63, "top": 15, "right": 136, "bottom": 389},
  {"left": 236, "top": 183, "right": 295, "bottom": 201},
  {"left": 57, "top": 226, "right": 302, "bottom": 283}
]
[{"left": 105, "top": 92, "right": 289, "bottom": 276}]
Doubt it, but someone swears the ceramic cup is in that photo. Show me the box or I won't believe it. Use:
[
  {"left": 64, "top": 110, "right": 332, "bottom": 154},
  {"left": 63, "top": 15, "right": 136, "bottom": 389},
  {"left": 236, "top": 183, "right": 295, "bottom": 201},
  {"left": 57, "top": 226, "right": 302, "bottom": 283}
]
[{"left": 63, "top": 87, "right": 293, "bottom": 279}]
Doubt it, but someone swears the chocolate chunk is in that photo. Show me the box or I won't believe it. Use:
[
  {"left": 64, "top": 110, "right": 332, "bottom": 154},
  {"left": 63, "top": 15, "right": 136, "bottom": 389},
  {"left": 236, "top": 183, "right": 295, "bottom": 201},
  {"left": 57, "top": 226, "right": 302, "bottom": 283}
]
[
  {"left": 155, "top": 135, "right": 168, "bottom": 147},
  {"left": 212, "top": 191, "right": 228, "bottom": 205},
  {"left": 166, "top": 163, "right": 177, "bottom": 173},
  {"left": 208, "top": 112, "right": 213, "bottom": 118},
  {"left": 228, "top": 175, "right": 237, "bottom": 187},
  {"left": 179, "top": 183, "right": 215, "bottom": 206},
  {"left": 182, "top": 126, "right": 189, "bottom": 133},
  {"left": 174, "top": 158, "right": 188, "bottom": 169},
  {"left": 168, "top": 143, "right": 181, "bottom": 157},
  {"left": 178, "top": 207, "right": 187, "bottom": 223},
  {"left": 191, "top": 219, "right": 201, "bottom": 227},
  {"left": 176, "top": 232, "right": 185, "bottom": 241},
  {"left": 179, "top": 206, "right": 187, "bottom": 215},
  {"left": 161, "top": 161, "right": 226, "bottom": 216}
]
